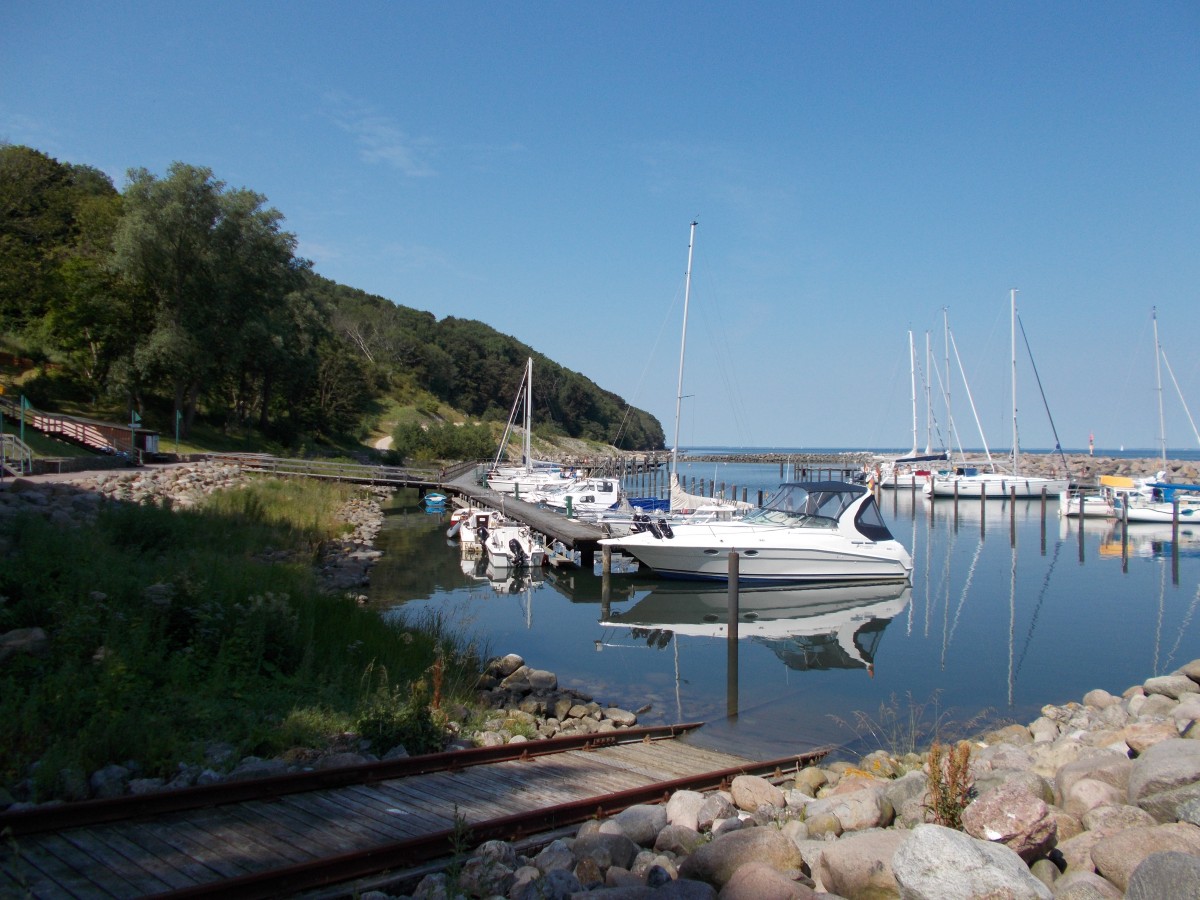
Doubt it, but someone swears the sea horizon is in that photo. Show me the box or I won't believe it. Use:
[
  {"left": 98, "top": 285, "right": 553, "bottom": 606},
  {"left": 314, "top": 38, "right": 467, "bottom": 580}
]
[{"left": 680, "top": 445, "right": 1200, "bottom": 462}]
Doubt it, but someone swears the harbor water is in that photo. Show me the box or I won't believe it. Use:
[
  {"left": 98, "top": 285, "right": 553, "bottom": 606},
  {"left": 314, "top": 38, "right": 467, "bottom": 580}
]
[{"left": 375, "top": 454, "right": 1200, "bottom": 761}]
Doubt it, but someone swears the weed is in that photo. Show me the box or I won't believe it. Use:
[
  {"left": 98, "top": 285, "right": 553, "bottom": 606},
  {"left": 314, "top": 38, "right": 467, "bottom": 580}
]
[
  {"left": 925, "top": 740, "right": 974, "bottom": 830},
  {"left": 829, "top": 690, "right": 997, "bottom": 761}
]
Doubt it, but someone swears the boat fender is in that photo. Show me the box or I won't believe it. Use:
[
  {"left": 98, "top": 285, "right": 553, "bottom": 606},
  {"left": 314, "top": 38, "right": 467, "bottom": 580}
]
[
  {"left": 446, "top": 521, "right": 461, "bottom": 539},
  {"left": 508, "top": 538, "right": 527, "bottom": 565},
  {"left": 657, "top": 518, "right": 674, "bottom": 539}
]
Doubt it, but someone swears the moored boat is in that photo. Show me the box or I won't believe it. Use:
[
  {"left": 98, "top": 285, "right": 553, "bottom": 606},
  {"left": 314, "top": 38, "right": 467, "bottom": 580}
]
[{"left": 600, "top": 481, "right": 912, "bottom": 584}]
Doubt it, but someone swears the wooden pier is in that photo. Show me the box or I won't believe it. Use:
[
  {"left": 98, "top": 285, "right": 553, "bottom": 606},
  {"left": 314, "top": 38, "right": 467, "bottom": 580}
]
[{"left": 0, "top": 728, "right": 826, "bottom": 899}]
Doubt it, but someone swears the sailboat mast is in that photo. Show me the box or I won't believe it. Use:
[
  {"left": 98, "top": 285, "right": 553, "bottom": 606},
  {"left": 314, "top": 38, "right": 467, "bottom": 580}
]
[
  {"left": 1154, "top": 307, "right": 1166, "bottom": 466},
  {"left": 943, "top": 307, "right": 951, "bottom": 457},
  {"left": 924, "top": 330, "right": 933, "bottom": 455},
  {"left": 1011, "top": 289, "right": 1020, "bottom": 475},
  {"left": 524, "top": 356, "right": 532, "bottom": 467},
  {"left": 908, "top": 330, "right": 918, "bottom": 457},
  {"left": 670, "top": 221, "right": 698, "bottom": 482}
]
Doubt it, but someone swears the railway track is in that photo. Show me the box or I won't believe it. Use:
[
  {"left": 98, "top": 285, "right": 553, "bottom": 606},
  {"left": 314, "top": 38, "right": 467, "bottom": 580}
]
[{"left": 1, "top": 724, "right": 829, "bottom": 899}]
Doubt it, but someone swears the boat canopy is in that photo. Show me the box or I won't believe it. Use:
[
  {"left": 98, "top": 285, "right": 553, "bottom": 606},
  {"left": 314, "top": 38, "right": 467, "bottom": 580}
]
[
  {"left": 747, "top": 482, "right": 899, "bottom": 543},
  {"left": 1100, "top": 475, "right": 1136, "bottom": 488}
]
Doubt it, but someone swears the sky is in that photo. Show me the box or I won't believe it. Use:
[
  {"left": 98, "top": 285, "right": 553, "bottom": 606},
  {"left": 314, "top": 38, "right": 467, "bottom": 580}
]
[{"left": 3, "top": 2, "right": 1198, "bottom": 452}]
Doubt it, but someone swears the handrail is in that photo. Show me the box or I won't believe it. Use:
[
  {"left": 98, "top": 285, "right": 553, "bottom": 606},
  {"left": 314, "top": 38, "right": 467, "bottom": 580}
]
[
  {"left": 206, "top": 453, "right": 439, "bottom": 485},
  {"left": 1, "top": 433, "right": 33, "bottom": 476}
]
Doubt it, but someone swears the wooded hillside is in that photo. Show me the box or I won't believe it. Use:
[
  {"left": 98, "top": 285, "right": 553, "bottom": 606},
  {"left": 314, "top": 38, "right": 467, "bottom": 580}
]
[{"left": 0, "top": 145, "right": 664, "bottom": 453}]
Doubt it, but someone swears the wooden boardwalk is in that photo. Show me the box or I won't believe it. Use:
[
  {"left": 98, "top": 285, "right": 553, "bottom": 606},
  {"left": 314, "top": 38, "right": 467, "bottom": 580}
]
[{"left": 2, "top": 738, "right": 771, "bottom": 899}]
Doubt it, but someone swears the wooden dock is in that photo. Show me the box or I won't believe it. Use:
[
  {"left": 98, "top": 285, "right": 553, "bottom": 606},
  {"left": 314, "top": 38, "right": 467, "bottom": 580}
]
[{"left": 0, "top": 733, "right": 813, "bottom": 899}]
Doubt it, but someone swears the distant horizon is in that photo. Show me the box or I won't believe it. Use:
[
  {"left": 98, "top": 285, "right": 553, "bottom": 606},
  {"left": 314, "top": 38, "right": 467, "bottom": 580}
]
[{"left": 679, "top": 445, "right": 1200, "bottom": 460}]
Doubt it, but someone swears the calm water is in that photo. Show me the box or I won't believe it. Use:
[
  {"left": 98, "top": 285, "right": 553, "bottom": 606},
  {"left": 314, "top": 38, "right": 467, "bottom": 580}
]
[{"left": 374, "top": 458, "right": 1200, "bottom": 762}]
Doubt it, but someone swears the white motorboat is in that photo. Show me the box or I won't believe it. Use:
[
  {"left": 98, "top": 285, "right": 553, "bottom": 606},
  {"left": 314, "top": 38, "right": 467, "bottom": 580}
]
[
  {"left": 484, "top": 521, "right": 548, "bottom": 569},
  {"left": 1058, "top": 472, "right": 1163, "bottom": 518},
  {"left": 1115, "top": 481, "right": 1200, "bottom": 524},
  {"left": 543, "top": 477, "right": 623, "bottom": 514},
  {"left": 600, "top": 481, "right": 913, "bottom": 584}
]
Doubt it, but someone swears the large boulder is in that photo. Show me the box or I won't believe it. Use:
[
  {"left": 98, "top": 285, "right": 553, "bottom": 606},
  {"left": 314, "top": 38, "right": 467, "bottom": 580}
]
[
  {"left": 1125, "top": 850, "right": 1200, "bottom": 900},
  {"left": 678, "top": 827, "right": 803, "bottom": 888},
  {"left": 1090, "top": 822, "right": 1200, "bottom": 892},
  {"left": 891, "top": 824, "right": 1052, "bottom": 899},
  {"left": 961, "top": 781, "right": 1057, "bottom": 862},
  {"left": 729, "top": 774, "right": 784, "bottom": 812},
  {"left": 814, "top": 829, "right": 907, "bottom": 898}
]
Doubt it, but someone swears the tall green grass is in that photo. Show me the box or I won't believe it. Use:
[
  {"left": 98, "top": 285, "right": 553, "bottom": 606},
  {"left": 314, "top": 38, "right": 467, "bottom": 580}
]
[{"left": 0, "top": 478, "right": 484, "bottom": 799}]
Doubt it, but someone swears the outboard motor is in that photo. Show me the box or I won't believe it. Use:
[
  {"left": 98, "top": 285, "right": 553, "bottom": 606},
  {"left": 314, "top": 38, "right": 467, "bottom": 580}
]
[
  {"left": 477, "top": 525, "right": 488, "bottom": 543},
  {"left": 630, "top": 512, "right": 649, "bottom": 533},
  {"left": 657, "top": 518, "right": 674, "bottom": 539},
  {"left": 646, "top": 519, "right": 663, "bottom": 539},
  {"left": 508, "top": 538, "right": 527, "bottom": 566}
]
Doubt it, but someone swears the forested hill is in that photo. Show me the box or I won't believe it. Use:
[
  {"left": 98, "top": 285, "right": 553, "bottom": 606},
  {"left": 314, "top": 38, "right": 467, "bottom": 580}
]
[{"left": 0, "top": 144, "right": 664, "bottom": 452}]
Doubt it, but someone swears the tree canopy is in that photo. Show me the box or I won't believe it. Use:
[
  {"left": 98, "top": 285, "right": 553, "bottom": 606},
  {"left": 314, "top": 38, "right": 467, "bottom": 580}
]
[{"left": 0, "top": 145, "right": 665, "bottom": 453}]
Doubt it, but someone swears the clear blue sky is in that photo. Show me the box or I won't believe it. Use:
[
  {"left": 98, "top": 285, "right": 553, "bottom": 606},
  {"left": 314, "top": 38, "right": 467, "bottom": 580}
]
[{"left": 3, "top": 2, "right": 1197, "bottom": 452}]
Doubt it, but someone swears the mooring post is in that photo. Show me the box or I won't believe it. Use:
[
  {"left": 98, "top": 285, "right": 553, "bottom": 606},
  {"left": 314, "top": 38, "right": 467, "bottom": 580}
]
[{"left": 727, "top": 551, "right": 739, "bottom": 720}]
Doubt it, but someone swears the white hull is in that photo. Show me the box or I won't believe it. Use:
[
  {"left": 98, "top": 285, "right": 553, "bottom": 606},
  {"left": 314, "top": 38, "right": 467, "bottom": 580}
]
[
  {"left": 484, "top": 523, "right": 547, "bottom": 569},
  {"left": 925, "top": 473, "right": 1069, "bottom": 499},
  {"left": 1118, "top": 502, "right": 1200, "bottom": 524},
  {"left": 602, "top": 482, "right": 912, "bottom": 584},
  {"left": 611, "top": 527, "right": 911, "bottom": 583},
  {"left": 1058, "top": 492, "right": 1114, "bottom": 518}
]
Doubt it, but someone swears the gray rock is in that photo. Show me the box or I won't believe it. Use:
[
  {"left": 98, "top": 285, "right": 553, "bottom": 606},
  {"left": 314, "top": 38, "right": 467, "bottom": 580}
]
[
  {"left": 667, "top": 789, "right": 707, "bottom": 831},
  {"left": 0, "top": 626, "right": 49, "bottom": 664},
  {"left": 574, "top": 831, "right": 640, "bottom": 870},
  {"left": 1091, "top": 822, "right": 1200, "bottom": 891},
  {"left": 729, "top": 774, "right": 785, "bottom": 813},
  {"left": 89, "top": 763, "right": 131, "bottom": 799},
  {"left": 1051, "top": 870, "right": 1123, "bottom": 899},
  {"left": 891, "top": 823, "right": 1052, "bottom": 899},
  {"left": 1125, "top": 850, "right": 1200, "bottom": 900},
  {"left": 697, "top": 794, "right": 737, "bottom": 832},
  {"left": 1128, "top": 739, "right": 1200, "bottom": 808},
  {"left": 814, "top": 828, "right": 907, "bottom": 899},
  {"left": 716, "top": 860, "right": 814, "bottom": 898},
  {"left": 655, "top": 823, "right": 707, "bottom": 856},
  {"left": 613, "top": 805, "right": 668, "bottom": 846},
  {"left": 511, "top": 866, "right": 578, "bottom": 899},
  {"left": 678, "top": 826, "right": 804, "bottom": 888},
  {"left": 1144, "top": 674, "right": 1200, "bottom": 699},
  {"left": 533, "top": 838, "right": 575, "bottom": 873}
]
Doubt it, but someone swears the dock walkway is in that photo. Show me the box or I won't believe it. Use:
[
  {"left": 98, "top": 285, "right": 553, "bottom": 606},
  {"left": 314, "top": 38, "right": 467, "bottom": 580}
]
[{"left": 0, "top": 732, "right": 820, "bottom": 899}]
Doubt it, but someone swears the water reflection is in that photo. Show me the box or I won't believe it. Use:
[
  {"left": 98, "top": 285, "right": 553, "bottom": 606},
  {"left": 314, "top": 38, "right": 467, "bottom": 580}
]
[
  {"left": 372, "top": 483, "right": 1200, "bottom": 759},
  {"left": 602, "top": 582, "right": 911, "bottom": 674}
]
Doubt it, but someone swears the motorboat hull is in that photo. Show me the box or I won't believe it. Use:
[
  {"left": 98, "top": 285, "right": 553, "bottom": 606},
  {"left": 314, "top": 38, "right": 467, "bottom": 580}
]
[{"left": 611, "top": 527, "right": 912, "bottom": 583}]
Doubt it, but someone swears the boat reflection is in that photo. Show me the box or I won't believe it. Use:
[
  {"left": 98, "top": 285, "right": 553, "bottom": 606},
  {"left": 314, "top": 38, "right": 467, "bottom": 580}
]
[
  {"left": 602, "top": 581, "right": 912, "bottom": 674},
  {"left": 1099, "top": 523, "right": 1200, "bottom": 560}
]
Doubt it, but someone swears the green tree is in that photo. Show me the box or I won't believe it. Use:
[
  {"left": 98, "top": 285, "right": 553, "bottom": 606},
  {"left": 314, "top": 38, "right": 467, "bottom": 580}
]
[{"left": 111, "top": 163, "right": 305, "bottom": 434}]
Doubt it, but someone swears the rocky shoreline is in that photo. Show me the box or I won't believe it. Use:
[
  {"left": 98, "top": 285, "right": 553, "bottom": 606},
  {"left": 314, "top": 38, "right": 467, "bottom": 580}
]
[{"left": 372, "top": 663, "right": 1200, "bottom": 900}]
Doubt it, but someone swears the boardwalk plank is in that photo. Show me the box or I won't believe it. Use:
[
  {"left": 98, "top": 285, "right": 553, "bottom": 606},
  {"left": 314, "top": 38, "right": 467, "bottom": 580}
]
[
  {"left": 77, "top": 825, "right": 201, "bottom": 893},
  {"left": 19, "top": 833, "right": 132, "bottom": 899},
  {"left": 57, "top": 828, "right": 176, "bottom": 896}
]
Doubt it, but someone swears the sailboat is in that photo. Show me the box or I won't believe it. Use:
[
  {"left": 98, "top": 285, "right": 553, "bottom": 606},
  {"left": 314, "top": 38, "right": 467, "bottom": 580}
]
[
  {"left": 485, "top": 357, "right": 569, "bottom": 496},
  {"left": 876, "top": 330, "right": 948, "bottom": 489},
  {"left": 1114, "top": 309, "right": 1200, "bottom": 523},
  {"left": 924, "top": 290, "right": 1070, "bottom": 499}
]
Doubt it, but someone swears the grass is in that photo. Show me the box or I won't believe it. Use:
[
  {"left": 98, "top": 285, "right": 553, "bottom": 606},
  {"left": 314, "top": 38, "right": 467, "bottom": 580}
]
[
  {"left": 829, "top": 690, "right": 1000, "bottom": 761},
  {"left": 0, "top": 477, "right": 486, "bottom": 799}
]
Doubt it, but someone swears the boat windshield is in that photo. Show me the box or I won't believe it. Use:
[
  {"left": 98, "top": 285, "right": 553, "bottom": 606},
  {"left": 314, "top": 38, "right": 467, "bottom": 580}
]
[{"left": 746, "top": 482, "right": 863, "bottom": 527}]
